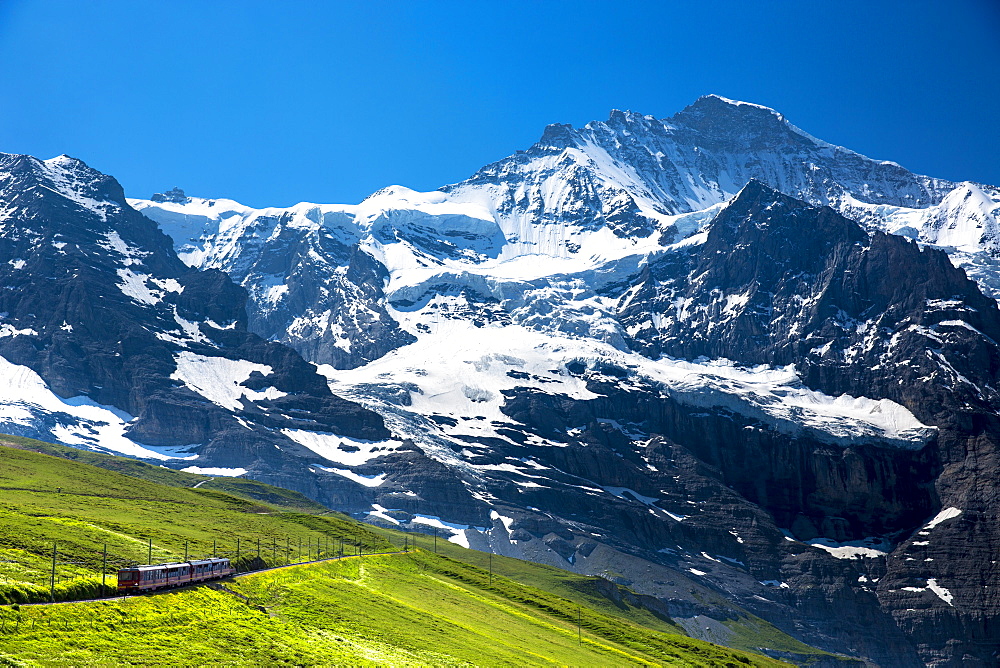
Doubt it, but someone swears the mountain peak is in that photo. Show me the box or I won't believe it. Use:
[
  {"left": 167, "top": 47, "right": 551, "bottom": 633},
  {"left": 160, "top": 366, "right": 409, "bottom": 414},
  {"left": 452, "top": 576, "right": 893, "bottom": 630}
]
[
  {"left": 675, "top": 94, "right": 787, "bottom": 126},
  {"left": 537, "top": 122, "right": 578, "bottom": 148},
  {"left": 605, "top": 108, "right": 652, "bottom": 124},
  {"left": 151, "top": 187, "right": 189, "bottom": 204},
  {"left": 0, "top": 151, "right": 129, "bottom": 222},
  {"left": 42, "top": 153, "right": 85, "bottom": 168},
  {"left": 696, "top": 94, "right": 780, "bottom": 114},
  {"left": 731, "top": 177, "right": 785, "bottom": 202}
]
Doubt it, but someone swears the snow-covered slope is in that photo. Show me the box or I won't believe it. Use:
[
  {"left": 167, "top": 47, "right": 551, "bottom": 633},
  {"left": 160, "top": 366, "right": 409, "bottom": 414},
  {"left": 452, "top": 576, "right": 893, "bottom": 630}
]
[{"left": 322, "top": 321, "right": 934, "bottom": 454}]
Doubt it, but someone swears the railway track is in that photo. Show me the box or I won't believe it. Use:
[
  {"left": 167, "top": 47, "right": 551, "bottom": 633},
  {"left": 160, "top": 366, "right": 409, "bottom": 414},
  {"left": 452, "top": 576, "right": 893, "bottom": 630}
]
[{"left": 22, "top": 550, "right": 406, "bottom": 607}]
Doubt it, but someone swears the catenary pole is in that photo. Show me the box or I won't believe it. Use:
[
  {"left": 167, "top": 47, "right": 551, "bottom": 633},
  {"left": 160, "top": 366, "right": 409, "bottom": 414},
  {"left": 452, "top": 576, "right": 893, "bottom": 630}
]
[{"left": 50, "top": 542, "right": 56, "bottom": 602}]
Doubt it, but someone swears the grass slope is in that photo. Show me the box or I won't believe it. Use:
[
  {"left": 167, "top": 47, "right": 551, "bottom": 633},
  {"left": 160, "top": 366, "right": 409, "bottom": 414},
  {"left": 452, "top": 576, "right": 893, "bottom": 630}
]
[
  {"left": 0, "top": 436, "right": 819, "bottom": 664},
  {"left": 376, "top": 529, "right": 833, "bottom": 662},
  {"left": 0, "top": 440, "right": 389, "bottom": 603},
  {"left": 0, "top": 434, "right": 327, "bottom": 512},
  {"left": 0, "top": 552, "right": 788, "bottom": 667}
]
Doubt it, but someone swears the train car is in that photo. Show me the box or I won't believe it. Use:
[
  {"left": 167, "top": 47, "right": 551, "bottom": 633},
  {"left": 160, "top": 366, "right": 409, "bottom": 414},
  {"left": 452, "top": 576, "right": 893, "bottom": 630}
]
[
  {"left": 117, "top": 557, "right": 235, "bottom": 594},
  {"left": 189, "top": 558, "right": 235, "bottom": 582}
]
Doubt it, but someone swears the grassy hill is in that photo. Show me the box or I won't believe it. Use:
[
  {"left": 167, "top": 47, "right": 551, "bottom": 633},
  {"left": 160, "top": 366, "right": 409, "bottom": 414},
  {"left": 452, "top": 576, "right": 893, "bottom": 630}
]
[
  {"left": 0, "top": 434, "right": 328, "bottom": 512},
  {"left": 0, "top": 552, "right": 795, "bottom": 667},
  {"left": 0, "top": 436, "right": 829, "bottom": 665},
  {"left": 0, "top": 436, "right": 388, "bottom": 603}
]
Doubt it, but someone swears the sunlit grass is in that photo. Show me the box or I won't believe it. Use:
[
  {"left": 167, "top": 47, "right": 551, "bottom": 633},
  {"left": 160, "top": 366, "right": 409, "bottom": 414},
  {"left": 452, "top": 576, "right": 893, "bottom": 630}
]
[{"left": 0, "top": 553, "right": 788, "bottom": 667}]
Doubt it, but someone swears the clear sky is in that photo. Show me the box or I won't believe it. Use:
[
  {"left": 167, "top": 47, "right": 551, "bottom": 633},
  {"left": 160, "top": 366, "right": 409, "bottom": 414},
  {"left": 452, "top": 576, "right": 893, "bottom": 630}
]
[{"left": 1, "top": 0, "right": 998, "bottom": 207}]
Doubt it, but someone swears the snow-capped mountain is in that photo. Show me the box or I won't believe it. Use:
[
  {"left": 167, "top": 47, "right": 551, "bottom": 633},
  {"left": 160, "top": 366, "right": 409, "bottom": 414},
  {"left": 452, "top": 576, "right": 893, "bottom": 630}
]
[
  {"left": 132, "top": 95, "right": 1000, "bottom": 374},
  {"left": 6, "top": 95, "right": 1000, "bottom": 665}
]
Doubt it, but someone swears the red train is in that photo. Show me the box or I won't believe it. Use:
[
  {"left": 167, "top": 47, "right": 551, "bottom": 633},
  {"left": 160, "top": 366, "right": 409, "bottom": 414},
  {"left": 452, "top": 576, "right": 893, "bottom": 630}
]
[{"left": 117, "top": 558, "right": 235, "bottom": 593}]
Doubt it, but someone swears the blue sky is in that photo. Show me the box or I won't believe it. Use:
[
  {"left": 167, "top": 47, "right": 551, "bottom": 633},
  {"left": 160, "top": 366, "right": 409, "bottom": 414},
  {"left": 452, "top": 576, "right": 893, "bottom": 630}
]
[{"left": 1, "top": 0, "right": 998, "bottom": 207}]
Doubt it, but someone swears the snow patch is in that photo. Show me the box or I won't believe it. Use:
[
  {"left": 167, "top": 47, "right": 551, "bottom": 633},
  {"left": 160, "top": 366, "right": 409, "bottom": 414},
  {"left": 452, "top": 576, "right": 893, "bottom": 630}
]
[
  {"left": 281, "top": 429, "right": 400, "bottom": 466},
  {"left": 116, "top": 269, "right": 164, "bottom": 305},
  {"left": 603, "top": 486, "right": 659, "bottom": 505},
  {"left": 368, "top": 504, "right": 401, "bottom": 525},
  {"left": 317, "top": 466, "right": 386, "bottom": 487},
  {"left": 0, "top": 324, "right": 37, "bottom": 338},
  {"left": 923, "top": 507, "right": 962, "bottom": 531},
  {"left": 807, "top": 536, "right": 891, "bottom": 559},
  {"left": 490, "top": 510, "right": 516, "bottom": 533},
  {"left": 181, "top": 466, "right": 247, "bottom": 477},
  {"left": 927, "top": 578, "right": 954, "bottom": 606},
  {"left": 170, "top": 352, "right": 284, "bottom": 411},
  {"left": 903, "top": 579, "right": 955, "bottom": 606}
]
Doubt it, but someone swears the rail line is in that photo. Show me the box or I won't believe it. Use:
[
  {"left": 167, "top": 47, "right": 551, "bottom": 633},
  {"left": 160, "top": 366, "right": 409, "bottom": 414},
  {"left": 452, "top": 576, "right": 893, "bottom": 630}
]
[{"left": 22, "top": 549, "right": 407, "bottom": 607}]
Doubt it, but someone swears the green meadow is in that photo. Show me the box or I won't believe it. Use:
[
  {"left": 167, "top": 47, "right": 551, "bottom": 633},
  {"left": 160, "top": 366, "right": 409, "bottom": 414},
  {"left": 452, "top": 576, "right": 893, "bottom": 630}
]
[
  {"left": 0, "top": 436, "right": 799, "bottom": 665},
  {"left": 0, "top": 552, "right": 788, "bottom": 667}
]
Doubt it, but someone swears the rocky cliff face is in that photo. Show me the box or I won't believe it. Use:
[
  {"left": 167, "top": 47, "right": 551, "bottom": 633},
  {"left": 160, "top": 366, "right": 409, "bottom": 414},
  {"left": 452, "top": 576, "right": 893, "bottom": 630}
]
[{"left": 7, "top": 95, "right": 1000, "bottom": 665}]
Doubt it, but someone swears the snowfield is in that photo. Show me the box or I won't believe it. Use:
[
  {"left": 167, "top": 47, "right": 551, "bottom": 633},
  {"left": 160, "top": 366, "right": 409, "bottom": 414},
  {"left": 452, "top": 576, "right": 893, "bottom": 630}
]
[{"left": 319, "top": 318, "right": 934, "bottom": 452}]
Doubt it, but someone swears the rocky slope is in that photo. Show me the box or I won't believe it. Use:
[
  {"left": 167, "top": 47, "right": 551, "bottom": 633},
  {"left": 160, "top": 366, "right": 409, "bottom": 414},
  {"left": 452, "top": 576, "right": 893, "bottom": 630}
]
[{"left": 4, "top": 95, "right": 999, "bottom": 665}]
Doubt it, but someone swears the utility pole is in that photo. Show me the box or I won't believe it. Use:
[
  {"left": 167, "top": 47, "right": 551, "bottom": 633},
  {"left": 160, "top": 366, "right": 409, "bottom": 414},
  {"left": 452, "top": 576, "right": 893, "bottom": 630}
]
[
  {"left": 184, "top": 541, "right": 189, "bottom": 562},
  {"left": 102, "top": 543, "right": 108, "bottom": 592},
  {"left": 298, "top": 537, "right": 302, "bottom": 562},
  {"left": 213, "top": 539, "right": 217, "bottom": 559},
  {"left": 578, "top": 606, "right": 582, "bottom": 644},
  {"left": 286, "top": 536, "right": 290, "bottom": 565},
  {"left": 50, "top": 542, "right": 56, "bottom": 602},
  {"left": 489, "top": 552, "right": 493, "bottom": 585},
  {"left": 434, "top": 528, "right": 437, "bottom": 553},
  {"left": 237, "top": 538, "right": 241, "bottom": 564},
  {"left": 148, "top": 538, "right": 152, "bottom": 565},
  {"left": 257, "top": 537, "right": 261, "bottom": 559}
]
